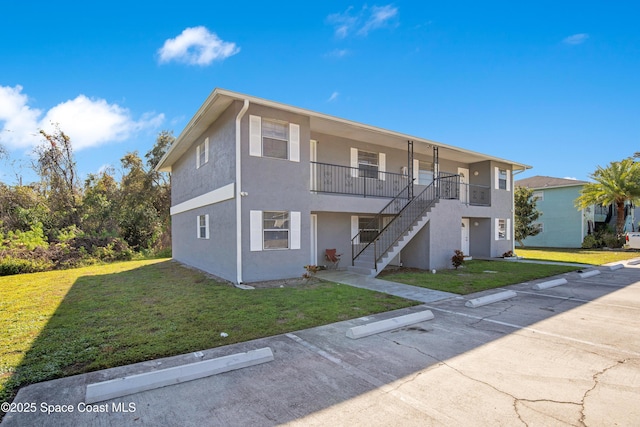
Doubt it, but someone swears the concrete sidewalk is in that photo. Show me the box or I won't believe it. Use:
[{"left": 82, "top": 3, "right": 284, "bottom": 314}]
[
  {"left": 316, "top": 269, "right": 457, "bottom": 303},
  {"left": 3, "top": 261, "right": 640, "bottom": 426}
]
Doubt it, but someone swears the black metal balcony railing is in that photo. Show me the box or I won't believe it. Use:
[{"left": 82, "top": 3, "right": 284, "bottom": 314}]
[
  {"left": 460, "top": 183, "right": 492, "bottom": 206},
  {"left": 310, "top": 161, "right": 409, "bottom": 198}
]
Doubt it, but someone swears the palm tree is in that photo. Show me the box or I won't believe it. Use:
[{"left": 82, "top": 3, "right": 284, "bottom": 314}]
[{"left": 577, "top": 158, "right": 640, "bottom": 234}]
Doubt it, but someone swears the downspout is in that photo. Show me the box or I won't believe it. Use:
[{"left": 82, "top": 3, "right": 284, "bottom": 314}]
[
  {"left": 235, "top": 99, "right": 250, "bottom": 284},
  {"left": 512, "top": 168, "right": 526, "bottom": 253}
]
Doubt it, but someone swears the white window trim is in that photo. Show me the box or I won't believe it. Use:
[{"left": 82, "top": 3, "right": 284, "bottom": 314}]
[
  {"left": 196, "top": 138, "right": 209, "bottom": 169},
  {"left": 350, "top": 148, "right": 386, "bottom": 180},
  {"left": 532, "top": 191, "right": 544, "bottom": 202},
  {"left": 249, "top": 115, "right": 299, "bottom": 162},
  {"left": 494, "top": 167, "right": 511, "bottom": 191},
  {"left": 495, "top": 218, "right": 509, "bottom": 241},
  {"left": 197, "top": 214, "right": 209, "bottom": 239},
  {"left": 250, "top": 210, "right": 301, "bottom": 251}
]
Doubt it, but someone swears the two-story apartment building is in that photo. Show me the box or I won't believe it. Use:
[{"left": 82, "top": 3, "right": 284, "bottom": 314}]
[{"left": 156, "top": 89, "right": 530, "bottom": 284}]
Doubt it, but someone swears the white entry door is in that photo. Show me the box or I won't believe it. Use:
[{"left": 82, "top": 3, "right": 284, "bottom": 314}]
[
  {"left": 458, "top": 167, "right": 469, "bottom": 204},
  {"left": 461, "top": 218, "right": 470, "bottom": 256}
]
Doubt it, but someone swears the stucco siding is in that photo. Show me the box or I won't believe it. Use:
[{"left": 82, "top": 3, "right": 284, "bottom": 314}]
[
  {"left": 172, "top": 200, "right": 237, "bottom": 282},
  {"left": 238, "top": 104, "right": 312, "bottom": 282},
  {"left": 171, "top": 103, "right": 239, "bottom": 206}
]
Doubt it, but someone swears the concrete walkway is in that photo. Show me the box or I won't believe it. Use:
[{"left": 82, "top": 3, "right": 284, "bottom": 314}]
[{"left": 316, "top": 269, "right": 457, "bottom": 303}]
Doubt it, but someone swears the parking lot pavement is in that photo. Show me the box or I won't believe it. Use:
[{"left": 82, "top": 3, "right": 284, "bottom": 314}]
[{"left": 3, "top": 263, "right": 640, "bottom": 426}]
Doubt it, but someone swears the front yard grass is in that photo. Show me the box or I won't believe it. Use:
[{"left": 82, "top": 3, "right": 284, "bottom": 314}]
[
  {"left": 380, "top": 260, "right": 578, "bottom": 295},
  {"left": 515, "top": 247, "right": 639, "bottom": 265},
  {"left": 0, "top": 259, "right": 417, "bottom": 410}
]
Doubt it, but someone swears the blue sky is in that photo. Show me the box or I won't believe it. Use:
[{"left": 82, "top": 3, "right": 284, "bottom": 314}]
[{"left": 1, "top": 1, "right": 638, "bottom": 184}]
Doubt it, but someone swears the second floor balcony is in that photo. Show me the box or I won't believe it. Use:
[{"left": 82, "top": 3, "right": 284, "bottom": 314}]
[{"left": 310, "top": 161, "right": 492, "bottom": 206}]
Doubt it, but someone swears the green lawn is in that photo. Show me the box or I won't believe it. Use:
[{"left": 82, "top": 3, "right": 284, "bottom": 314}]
[
  {"left": 515, "top": 247, "right": 640, "bottom": 265},
  {"left": 380, "top": 260, "right": 578, "bottom": 295},
  {"left": 0, "top": 259, "right": 417, "bottom": 410}
]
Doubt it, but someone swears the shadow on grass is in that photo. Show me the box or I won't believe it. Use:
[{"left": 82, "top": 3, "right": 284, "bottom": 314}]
[
  {"left": 3, "top": 261, "right": 640, "bottom": 425},
  {"left": 0, "top": 260, "right": 416, "bottom": 419}
]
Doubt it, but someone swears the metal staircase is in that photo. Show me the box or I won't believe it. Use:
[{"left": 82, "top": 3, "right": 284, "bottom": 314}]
[{"left": 350, "top": 174, "right": 459, "bottom": 276}]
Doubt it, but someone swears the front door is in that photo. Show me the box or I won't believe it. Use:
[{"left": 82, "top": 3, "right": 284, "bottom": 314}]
[
  {"left": 461, "top": 218, "right": 470, "bottom": 256},
  {"left": 458, "top": 167, "right": 469, "bottom": 204}
]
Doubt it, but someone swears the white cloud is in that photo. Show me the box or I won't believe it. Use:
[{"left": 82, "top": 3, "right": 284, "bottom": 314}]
[
  {"left": 325, "top": 48, "right": 350, "bottom": 58},
  {"left": 158, "top": 26, "right": 240, "bottom": 66},
  {"left": 0, "top": 85, "right": 164, "bottom": 151},
  {"left": 563, "top": 33, "right": 589, "bottom": 45},
  {"left": 563, "top": 176, "right": 578, "bottom": 180},
  {"left": 359, "top": 5, "right": 398, "bottom": 35},
  {"left": 327, "top": 92, "right": 340, "bottom": 102},
  {"left": 327, "top": 4, "right": 398, "bottom": 38}
]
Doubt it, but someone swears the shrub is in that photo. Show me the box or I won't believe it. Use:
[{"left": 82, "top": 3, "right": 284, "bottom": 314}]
[
  {"left": 451, "top": 250, "right": 465, "bottom": 269},
  {"left": 581, "top": 234, "right": 599, "bottom": 249},
  {"left": 0, "top": 256, "right": 53, "bottom": 276}
]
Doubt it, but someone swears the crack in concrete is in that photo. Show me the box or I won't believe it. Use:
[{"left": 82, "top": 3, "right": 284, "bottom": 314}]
[
  {"left": 578, "top": 359, "right": 628, "bottom": 426},
  {"left": 384, "top": 335, "right": 593, "bottom": 426}
]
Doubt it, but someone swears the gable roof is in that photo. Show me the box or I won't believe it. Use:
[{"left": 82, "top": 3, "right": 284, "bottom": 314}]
[
  {"left": 515, "top": 175, "right": 589, "bottom": 189},
  {"left": 156, "top": 88, "right": 531, "bottom": 173}
]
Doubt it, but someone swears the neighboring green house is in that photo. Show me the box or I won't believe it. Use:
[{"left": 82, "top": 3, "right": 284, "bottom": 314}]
[{"left": 515, "top": 176, "right": 591, "bottom": 248}]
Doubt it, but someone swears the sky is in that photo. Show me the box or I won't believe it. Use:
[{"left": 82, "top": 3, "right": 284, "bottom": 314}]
[{"left": 1, "top": 1, "right": 638, "bottom": 184}]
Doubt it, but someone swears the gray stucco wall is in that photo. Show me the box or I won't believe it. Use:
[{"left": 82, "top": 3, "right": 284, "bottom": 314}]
[
  {"left": 238, "top": 104, "right": 312, "bottom": 282},
  {"left": 172, "top": 200, "right": 237, "bottom": 282},
  {"left": 171, "top": 103, "right": 240, "bottom": 206},
  {"left": 315, "top": 212, "right": 353, "bottom": 268},
  {"left": 170, "top": 102, "right": 240, "bottom": 282}
]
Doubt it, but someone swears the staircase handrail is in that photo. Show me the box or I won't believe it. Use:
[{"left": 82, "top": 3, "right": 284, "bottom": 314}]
[
  {"left": 351, "top": 183, "right": 412, "bottom": 262},
  {"left": 351, "top": 173, "right": 460, "bottom": 269}
]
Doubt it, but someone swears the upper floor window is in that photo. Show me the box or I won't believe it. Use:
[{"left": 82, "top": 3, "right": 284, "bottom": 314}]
[
  {"left": 262, "top": 119, "right": 289, "bottom": 160},
  {"left": 498, "top": 169, "right": 507, "bottom": 190},
  {"left": 249, "top": 115, "right": 300, "bottom": 162},
  {"left": 358, "top": 150, "right": 378, "bottom": 179},
  {"left": 532, "top": 191, "right": 544, "bottom": 202},
  {"left": 196, "top": 138, "right": 209, "bottom": 169},
  {"left": 494, "top": 167, "right": 511, "bottom": 191}
]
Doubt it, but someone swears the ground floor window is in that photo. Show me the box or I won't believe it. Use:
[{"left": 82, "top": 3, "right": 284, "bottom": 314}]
[
  {"left": 263, "top": 211, "right": 289, "bottom": 249},
  {"left": 495, "top": 218, "right": 511, "bottom": 240},
  {"left": 250, "top": 210, "right": 301, "bottom": 251},
  {"left": 357, "top": 216, "right": 380, "bottom": 243},
  {"left": 197, "top": 214, "right": 209, "bottom": 239}
]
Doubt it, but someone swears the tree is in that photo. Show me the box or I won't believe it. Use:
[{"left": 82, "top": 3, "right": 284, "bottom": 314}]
[
  {"left": 576, "top": 158, "right": 640, "bottom": 235},
  {"left": 33, "top": 125, "right": 82, "bottom": 234},
  {"left": 514, "top": 186, "right": 542, "bottom": 247},
  {"left": 81, "top": 168, "right": 119, "bottom": 236}
]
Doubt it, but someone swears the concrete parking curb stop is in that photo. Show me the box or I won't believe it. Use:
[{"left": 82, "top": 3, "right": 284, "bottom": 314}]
[
  {"left": 532, "top": 278, "right": 568, "bottom": 290},
  {"left": 578, "top": 270, "right": 601, "bottom": 279},
  {"left": 85, "top": 347, "right": 274, "bottom": 404},
  {"left": 465, "top": 290, "right": 517, "bottom": 308},
  {"left": 608, "top": 264, "right": 624, "bottom": 271},
  {"left": 346, "top": 310, "right": 435, "bottom": 339}
]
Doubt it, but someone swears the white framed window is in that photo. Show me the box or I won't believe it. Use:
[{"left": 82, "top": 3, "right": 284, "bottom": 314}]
[
  {"left": 249, "top": 115, "right": 300, "bottom": 162},
  {"left": 263, "top": 211, "right": 289, "bottom": 249},
  {"left": 532, "top": 191, "right": 544, "bottom": 202},
  {"left": 495, "top": 218, "right": 511, "bottom": 240},
  {"left": 250, "top": 210, "right": 301, "bottom": 251},
  {"left": 350, "top": 148, "right": 386, "bottom": 180},
  {"left": 358, "top": 216, "right": 379, "bottom": 243},
  {"left": 494, "top": 167, "right": 511, "bottom": 191},
  {"left": 196, "top": 137, "right": 209, "bottom": 169},
  {"left": 262, "top": 119, "right": 288, "bottom": 159},
  {"left": 498, "top": 169, "right": 507, "bottom": 190},
  {"left": 197, "top": 214, "right": 209, "bottom": 239},
  {"left": 358, "top": 150, "right": 378, "bottom": 179}
]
